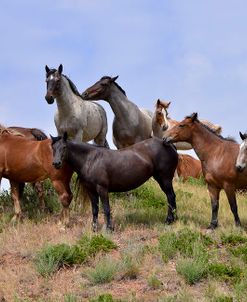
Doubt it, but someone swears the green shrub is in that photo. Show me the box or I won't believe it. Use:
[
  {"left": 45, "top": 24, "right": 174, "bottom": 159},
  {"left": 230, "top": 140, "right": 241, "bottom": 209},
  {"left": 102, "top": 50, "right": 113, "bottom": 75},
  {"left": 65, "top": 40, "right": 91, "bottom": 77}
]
[
  {"left": 221, "top": 233, "right": 247, "bottom": 245},
  {"left": 229, "top": 244, "right": 247, "bottom": 263},
  {"left": 159, "top": 228, "right": 213, "bottom": 262},
  {"left": 90, "top": 294, "right": 127, "bottom": 302},
  {"left": 35, "top": 234, "right": 116, "bottom": 277},
  {"left": 186, "top": 176, "right": 206, "bottom": 186},
  {"left": 208, "top": 263, "right": 242, "bottom": 282},
  {"left": 176, "top": 257, "right": 208, "bottom": 284},
  {"left": 86, "top": 257, "right": 118, "bottom": 284},
  {"left": 64, "top": 294, "right": 78, "bottom": 302}
]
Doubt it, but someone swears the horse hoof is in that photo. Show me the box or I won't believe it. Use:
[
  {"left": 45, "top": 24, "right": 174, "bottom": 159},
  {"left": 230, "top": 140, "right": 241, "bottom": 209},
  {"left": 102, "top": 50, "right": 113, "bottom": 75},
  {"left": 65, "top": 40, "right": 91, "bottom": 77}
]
[
  {"left": 92, "top": 222, "right": 99, "bottom": 232},
  {"left": 207, "top": 223, "right": 218, "bottom": 230},
  {"left": 164, "top": 218, "right": 175, "bottom": 225}
]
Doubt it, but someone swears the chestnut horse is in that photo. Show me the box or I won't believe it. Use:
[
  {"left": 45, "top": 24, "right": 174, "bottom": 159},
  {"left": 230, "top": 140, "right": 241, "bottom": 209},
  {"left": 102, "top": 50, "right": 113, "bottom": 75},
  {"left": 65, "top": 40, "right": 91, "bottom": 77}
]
[
  {"left": 177, "top": 154, "right": 202, "bottom": 181},
  {"left": 0, "top": 130, "right": 73, "bottom": 223},
  {"left": 163, "top": 113, "right": 247, "bottom": 229},
  {"left": 51, "top": 133, "right": 178, "bottom": 231},
  {"left": 0, "top": 125, "right": 48, "bottom": 209},
  {"left": 152, "top": 99, "right": 222, "bottom": 150}
]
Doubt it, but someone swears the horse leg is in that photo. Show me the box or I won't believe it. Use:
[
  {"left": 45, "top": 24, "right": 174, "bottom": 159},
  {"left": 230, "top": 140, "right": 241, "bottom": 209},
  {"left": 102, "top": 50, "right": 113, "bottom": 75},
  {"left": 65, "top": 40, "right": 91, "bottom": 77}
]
[
  {"left": 74, "top": 129, "right": 83, "bottom": 143},
  {"left": 155, "top": 177, "right": 177, "bottom": 224},
  {"left": 94, "top": 134, "right": 110, "bottom": 148},
  {"left": 10, "top": 180, "right": 24, "bottom": 221},
  {"left": 224, "top": 187, "right": 241, "bottom": 227},
  {"left": 88, "top": 190, "right": 100, "bottom": 232},
  {"left": 207, "top": 184, "right": 220, "bottom": 229},
  {"left": 33, "top": 181, "right": 45, "bottom": 210},
  {"left": 52, "top": 180, "right": 72, "bottom": 226},
  {"left": 97, "top": 186, "right": 114, "bottom": 231}
]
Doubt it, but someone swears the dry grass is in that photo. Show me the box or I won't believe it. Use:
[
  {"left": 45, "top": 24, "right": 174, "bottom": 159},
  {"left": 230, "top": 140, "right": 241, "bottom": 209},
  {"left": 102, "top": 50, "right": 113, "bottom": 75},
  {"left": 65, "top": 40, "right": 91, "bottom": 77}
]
[{"left": 0, "top": 179, "right": 247, "bottom": 301}]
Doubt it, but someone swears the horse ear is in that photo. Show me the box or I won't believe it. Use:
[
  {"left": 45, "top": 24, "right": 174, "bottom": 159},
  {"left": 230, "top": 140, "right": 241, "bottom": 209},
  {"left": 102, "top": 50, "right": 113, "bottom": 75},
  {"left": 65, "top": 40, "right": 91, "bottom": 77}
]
[
  {"left": 45, "top": 65, "right": 50, "bottom": 73},
  {"left": 63, "top": 132, "right": 68, "bottom": 141},
  {"left": 111, "top": 76, "right": 119, "bottom": 82},
  {"left": 239, "top": 131, "right": 247, "bottom": 141},
  {"left": 167, "top": 101, "right": 171, "bottom": 108},
  {"left": 58, "top": 64, "right": 63, "bottom": 74},
  {"left": 191, "top": 112, "right": 198, "bottom": 122},
  {"left": 50, "top": 134, "right": 56, "bottom": 143},
  {"left": 157, "top": 99, "right": 161, "bottom": 105}
]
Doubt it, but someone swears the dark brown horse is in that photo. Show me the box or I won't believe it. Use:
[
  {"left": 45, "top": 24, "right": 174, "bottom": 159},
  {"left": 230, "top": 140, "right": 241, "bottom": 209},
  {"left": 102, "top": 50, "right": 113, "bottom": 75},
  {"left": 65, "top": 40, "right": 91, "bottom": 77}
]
[
  {"left": 163, "top": 113, "right": 247, "bottom": 229},
  {"left": 51, "top": 133, "right": 178, "bottom": 231},
  {"left": 177, "top": 154, "right": 202, "bottom": 181},
  {"left": 0, "top": 130, "right": 73, "bottom": 223}
]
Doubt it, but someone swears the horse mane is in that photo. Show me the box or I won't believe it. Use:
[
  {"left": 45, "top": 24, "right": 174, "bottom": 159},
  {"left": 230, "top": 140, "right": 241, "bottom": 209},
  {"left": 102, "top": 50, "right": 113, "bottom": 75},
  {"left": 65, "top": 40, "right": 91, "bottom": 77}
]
[
  {"left": 63, "top": 75, "right": 83, "bottom": 99},
  {"left": 46, "top": 68, "right": 83, "bottom": 99},
  {"left": 101, "top": 76, "right": 126, "bottom": 96},
  {"left": 0, "top": 124, "right": 25, "bottom": 137},
  {"left": 186, "top": 113, "right": 236, "bottom": 143}
]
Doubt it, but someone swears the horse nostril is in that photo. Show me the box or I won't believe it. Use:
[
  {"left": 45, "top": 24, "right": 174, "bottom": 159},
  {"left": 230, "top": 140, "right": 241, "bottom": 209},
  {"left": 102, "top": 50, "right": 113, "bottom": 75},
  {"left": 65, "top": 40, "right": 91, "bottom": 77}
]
[{"left": 236, "top": 165, "right": 244, "bottom": 172}]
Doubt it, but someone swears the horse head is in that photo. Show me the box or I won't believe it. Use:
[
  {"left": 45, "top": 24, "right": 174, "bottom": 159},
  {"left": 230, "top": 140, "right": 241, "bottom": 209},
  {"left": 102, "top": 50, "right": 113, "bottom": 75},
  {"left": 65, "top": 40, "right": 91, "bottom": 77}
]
[
  {"left": 81, "top": 75, "right": 119, "bottom": 100},
  {"left": 163, "top": 112, "right": 198, "bottom": 144},
  {"left": 154, "top": 99, "right": 170, "bottom": 131},
  {"left": 236, "top": 132, "right": 247, "bottom": 172},
  {"left": 45, "top": 64, "right": 63, "bottom": 104},
  {"left": 51, "top": 132, "right": 68, "bottom": 169}
]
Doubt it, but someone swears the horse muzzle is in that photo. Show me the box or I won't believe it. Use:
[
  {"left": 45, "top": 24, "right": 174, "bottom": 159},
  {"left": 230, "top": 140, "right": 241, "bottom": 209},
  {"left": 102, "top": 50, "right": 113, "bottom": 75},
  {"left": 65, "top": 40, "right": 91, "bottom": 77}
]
[
  {"left": 53, "top": 161, "right": 62, "bottom": 169},
  {"left": 81, "top": 91, "right": 89, "bottom": 99},
  {"left": 236, "top": 164, "right": 246, "bottom": 172},
  {"left": 45, "top": 94, "right": 55, "bottom": 104},
  {"left": 163, "top": 136, "right": 173, "bottom": 144}
]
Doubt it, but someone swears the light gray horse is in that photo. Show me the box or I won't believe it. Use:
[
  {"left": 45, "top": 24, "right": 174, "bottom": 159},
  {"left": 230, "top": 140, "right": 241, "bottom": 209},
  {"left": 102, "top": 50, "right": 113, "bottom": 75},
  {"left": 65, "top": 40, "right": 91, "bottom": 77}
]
[
  {"left": 45, "top": 64, "right": 109, "bottom": 147},
  {"left": 81, "top": 76, "right": 153, "bottom": 149}
]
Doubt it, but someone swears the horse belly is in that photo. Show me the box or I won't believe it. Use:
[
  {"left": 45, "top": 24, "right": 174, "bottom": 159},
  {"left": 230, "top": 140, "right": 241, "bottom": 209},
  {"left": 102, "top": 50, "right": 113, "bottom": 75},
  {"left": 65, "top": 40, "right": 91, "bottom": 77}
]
[{"left": 108, "top": 167, "right": 152, "bottom": 192}]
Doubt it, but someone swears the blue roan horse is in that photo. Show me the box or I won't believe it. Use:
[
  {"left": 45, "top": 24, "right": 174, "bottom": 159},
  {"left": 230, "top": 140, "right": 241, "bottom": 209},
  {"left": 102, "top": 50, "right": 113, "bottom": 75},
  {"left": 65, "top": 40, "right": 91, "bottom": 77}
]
[
  {"left": 51, "top": 133, "right": 178, "bottom": 231},
  {"left": 45, "top": 64, "right": 109, "bottom": 147}
]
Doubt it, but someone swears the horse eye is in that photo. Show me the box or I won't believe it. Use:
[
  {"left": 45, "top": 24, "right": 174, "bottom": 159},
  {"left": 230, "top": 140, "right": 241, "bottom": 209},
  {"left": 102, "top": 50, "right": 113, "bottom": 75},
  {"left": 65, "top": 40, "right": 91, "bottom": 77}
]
[
  {"left": 179, "top": 124, "right": 186, "bottom": 128},
  {"left": 100, "top": 83, "right": 108, "bottom": 87}
]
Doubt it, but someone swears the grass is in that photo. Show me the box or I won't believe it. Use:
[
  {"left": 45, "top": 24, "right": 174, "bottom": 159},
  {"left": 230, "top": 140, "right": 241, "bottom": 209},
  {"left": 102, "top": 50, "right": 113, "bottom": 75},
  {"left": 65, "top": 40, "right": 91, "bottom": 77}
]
[
  {"left": 86, "top": 257, "right": 118, "bottom": 284},
  {"left": 1, "top": 178, "right": 247, "bottom": 301}
]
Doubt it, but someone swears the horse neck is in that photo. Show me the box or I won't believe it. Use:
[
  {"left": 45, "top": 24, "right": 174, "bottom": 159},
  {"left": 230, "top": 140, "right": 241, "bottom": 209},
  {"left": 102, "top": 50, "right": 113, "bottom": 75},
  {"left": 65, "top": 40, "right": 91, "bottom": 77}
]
[
  {"left": 190, "top": 123, "right": 226, "bottom": 161},
  {"left": 107, "top": 84, "right": 136, "bottom": 120},
  {"left": 56, "top": 77, "right": 79, "bottom": 112},
  {"left": 66, "top": 141, "right": 92, "bottom": 172}
]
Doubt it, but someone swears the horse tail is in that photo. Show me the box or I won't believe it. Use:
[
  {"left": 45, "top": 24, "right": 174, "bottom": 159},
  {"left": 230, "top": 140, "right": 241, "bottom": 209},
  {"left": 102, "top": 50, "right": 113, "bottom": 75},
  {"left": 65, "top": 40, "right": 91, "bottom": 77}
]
[{"left": 73, "top": 175, "right": 91, "bottom": 212}]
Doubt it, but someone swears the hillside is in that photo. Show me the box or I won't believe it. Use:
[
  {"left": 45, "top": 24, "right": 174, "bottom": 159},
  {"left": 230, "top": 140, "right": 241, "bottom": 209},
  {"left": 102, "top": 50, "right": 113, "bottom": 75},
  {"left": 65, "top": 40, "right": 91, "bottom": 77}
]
[{"left": 0, "top": 178, "right": 247, "bottom": 301}]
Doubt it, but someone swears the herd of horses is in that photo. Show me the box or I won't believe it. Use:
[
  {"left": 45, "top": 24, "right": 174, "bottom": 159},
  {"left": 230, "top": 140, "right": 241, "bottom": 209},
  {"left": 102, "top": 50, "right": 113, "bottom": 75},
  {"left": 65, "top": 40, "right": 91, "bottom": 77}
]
[{"left": 1, "top": 64, "right": 247, "bottom": 231}]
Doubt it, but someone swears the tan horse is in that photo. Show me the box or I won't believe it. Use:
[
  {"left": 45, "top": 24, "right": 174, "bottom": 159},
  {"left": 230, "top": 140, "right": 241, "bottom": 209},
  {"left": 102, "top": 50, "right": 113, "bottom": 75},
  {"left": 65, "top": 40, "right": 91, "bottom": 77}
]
[
  {"left": 0, "top": 130, "right": 73, "bottom": 223},
  {"left": 163, "top": 113, "right": 246, "bottom": 229},
  {"left": 177, "top": 154, "right": 202, "bottom": 181},
  {"left": 152, "top": 99, "right": 222, "bottom": 150}
]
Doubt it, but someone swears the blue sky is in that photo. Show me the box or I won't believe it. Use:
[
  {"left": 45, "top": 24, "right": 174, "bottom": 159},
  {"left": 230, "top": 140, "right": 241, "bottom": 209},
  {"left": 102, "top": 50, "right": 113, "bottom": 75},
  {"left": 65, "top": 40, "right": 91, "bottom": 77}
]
[{"left": 1, "top": 1, "right": 247, "bottom": 187}]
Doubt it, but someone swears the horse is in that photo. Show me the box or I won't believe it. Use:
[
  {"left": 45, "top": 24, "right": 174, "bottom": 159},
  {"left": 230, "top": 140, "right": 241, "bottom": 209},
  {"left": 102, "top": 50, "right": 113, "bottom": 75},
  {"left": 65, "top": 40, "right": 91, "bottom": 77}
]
[
  {"left": 177, "top": 154, "right": 202, "bottom": 182},
  {"left": 51, "top": 132, "right": 178, "bottom": 231},
  {"left": 0, "top": 130, "right": 73, "bottom": 223},
  {"left": 163, "top": 112, "right": 247, "bottom": 229},
  {"left": 152, "top": 99, "right": 222, "bottom": 150},
  {"left": 236, "top": 132, "right": 247, "bottom": 172},
  {"left": 45, "top": 64, "right": 109, "bottom": 147},
  {"left": 0, "top": 125, "right": 48, "bottom": 209},
  {"left": 81, "top": 76, "right": 153, "bottom": 149}
]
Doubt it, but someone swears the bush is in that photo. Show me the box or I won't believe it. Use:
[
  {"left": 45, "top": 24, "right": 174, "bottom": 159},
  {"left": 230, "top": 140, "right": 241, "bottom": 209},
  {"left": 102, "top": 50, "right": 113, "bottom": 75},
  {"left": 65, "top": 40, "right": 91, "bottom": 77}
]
[
  {"left": 86, "top": 257, "right": 118, "bottom": 284},
  {"left": 35, "top": 234, "right": 117, "bottom": 277},
  {"left": 208, "top": 263, "right": 242, "bottom": 282},
  {"left": 147, "top": 273, "right": 162, "bottom": 289},
  {"left": 221, "top": 233, "right": 247, "bottom": 245},
  {"left": 159, "top": 228, "right": 213, "bottom": 262},
  {"left": 176, "top": 257, "right": 208, "bottom": 284}
]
